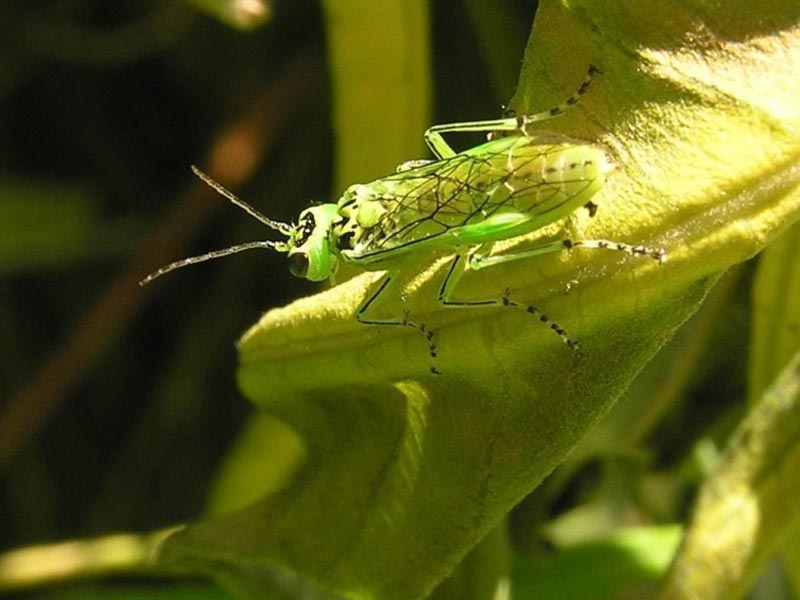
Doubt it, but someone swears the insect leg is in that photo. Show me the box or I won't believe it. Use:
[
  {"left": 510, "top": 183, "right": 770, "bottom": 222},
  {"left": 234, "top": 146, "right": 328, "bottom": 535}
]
[
  {"left": 438, "top": 246, "right": 578, "bottom": 350},
  {"left": 356, "top": 272, "right": 442, "bottom": 375},
  {"left": 467, "top": 238, "right": 666, "bottom": 272},
  {"left": 515, "top": 64, "right": 600, "bottom": 130},
  {"left": 424, "top": 118, "right": 523, "bottom": 159},
  {"left": 439, "top": 233, "right": 665, "bottom": 349},
  {"left": 423, "top": 65, "right": 601, "bottom": 158}
]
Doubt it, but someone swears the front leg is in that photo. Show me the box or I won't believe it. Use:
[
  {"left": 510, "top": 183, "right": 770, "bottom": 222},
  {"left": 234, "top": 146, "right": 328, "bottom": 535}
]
[{"left": 356, "top": 272, "right": 441, "bottom": 375}]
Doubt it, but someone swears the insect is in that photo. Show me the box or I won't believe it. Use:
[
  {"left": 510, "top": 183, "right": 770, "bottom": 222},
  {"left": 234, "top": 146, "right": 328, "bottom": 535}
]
[{"left": 141, "top": 66, "right": 665, "bottom": 374}]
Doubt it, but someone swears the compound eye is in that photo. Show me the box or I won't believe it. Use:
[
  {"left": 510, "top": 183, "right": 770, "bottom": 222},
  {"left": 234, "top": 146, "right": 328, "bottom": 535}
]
[{"left": 288, "top": 252, "right": 309, "bottom": 279}]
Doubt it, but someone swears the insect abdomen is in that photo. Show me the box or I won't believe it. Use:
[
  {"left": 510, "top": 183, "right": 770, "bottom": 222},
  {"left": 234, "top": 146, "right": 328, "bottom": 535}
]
[
  {"left": 339, "top": 132, "right": 614, "bottom": 262},
  {"left": 473, "top": 134, "right": 613, "bottom": 226}
]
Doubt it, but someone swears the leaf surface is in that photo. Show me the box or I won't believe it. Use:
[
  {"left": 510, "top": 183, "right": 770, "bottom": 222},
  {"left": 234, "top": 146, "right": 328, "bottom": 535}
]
[{"left": 159, "top": 1, "right": 800, "bottom": 598}]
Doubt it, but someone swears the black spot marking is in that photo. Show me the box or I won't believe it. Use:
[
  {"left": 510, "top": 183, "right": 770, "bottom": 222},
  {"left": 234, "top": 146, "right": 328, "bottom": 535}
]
[
  {"left": 337, "top": 230, "right": 356, "bottom": 249},
  {"left": 295, "top": 213, "right": 316, "bottom": 246}
]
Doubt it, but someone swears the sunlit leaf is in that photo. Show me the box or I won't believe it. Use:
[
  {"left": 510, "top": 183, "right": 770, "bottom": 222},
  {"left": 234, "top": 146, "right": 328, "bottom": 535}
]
[
  {"left": 158, "top": 1, "right": 800, "bottom": 598},
  {"left": 659, "top": 348, "right": 800, "bottom": 600}
]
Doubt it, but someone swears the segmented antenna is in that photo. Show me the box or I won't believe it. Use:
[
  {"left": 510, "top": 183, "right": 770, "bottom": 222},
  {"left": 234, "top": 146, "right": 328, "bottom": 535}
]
[
  {"left": 139, "top": 240, "right": 287, "bottom": 286},
  {"left": 191, "top": 166, "right": 293, "bottom": 235},
  {"left": 139, "top": 167, "right": 292, "bottom": 286}
]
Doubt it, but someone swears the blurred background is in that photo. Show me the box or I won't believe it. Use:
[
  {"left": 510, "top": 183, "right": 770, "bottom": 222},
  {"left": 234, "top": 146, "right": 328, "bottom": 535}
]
[{"left": 0, "top": 1, "right": 540, "bottom": 597}]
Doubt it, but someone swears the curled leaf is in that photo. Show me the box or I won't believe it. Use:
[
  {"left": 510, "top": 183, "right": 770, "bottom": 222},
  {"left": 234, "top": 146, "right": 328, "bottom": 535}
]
[{"left": 159, "top": 1, "right": 800, "bottom": 598}]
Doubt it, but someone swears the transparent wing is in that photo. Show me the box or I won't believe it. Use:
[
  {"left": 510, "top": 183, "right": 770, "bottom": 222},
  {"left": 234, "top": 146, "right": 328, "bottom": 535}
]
[{"left": 354, "top": 133, "right": 606, "bottom": 257}]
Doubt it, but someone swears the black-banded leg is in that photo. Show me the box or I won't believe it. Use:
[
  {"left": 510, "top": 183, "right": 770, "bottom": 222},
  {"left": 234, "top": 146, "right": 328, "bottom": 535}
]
[
  {"left": 439, "top": 235, "right": 666, "bottom": 350},
  {"left": 422, "top": 65, "right": 601, "bottom": 159},
  {"left": 356, "top": 272, "right": 442, "bottom": 375},
  {"left": 437, "top": 246, "right": 578, "bottom": 350},
  {"left": 466, "top": 238, "right": 666, "bottom": 271}
]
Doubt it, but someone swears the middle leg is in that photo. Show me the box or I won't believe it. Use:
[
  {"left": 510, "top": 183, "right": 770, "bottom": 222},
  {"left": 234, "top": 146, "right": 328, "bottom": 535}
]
[{"left": 437, "top": 247, "right": 578, "bottom": 349}]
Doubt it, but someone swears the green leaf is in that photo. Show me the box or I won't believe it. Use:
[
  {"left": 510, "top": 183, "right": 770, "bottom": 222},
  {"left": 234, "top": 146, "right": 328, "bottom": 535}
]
[
  {"left": 205, "top": 413, "right": 308, "bottom": 516},
  {"left": 658, "top": 348, "right": 800, "bottom": 600},
  {"left": 322, "top": 0, "right": 432, "bottom": 190},
  {"left": 157, "top": 1, "right": 800, "bottom": 598},
  {"left": 667, "top": 205, "right": 800, "bottom": 600},
  {"left": 750, "top": 222, "right": 800, "bottom": 403},
  {"left": 513, "top": 525, "right": 682, "bottom": 600},
  {"left": 44, "top": 583, "right": 235, "bottom": 600},
  {"left": 0, "top": 176, "right": 137, "bottom": 273},
  {"left": 429, "top": 522, "right": 511, "bottom": 600}
]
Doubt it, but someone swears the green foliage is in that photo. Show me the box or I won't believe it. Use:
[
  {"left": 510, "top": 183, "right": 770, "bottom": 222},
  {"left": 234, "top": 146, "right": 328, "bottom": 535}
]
[
  {"left": 513, "top": 526, "right": 682, "bottom": 599},
  {"left": 158, "top": 1, "right": 800, "bottom": 599},
  {"left": 0, "top": 177, "right": 138, "bottom": 272},
  {"left": 40, "top": 584, "right": 235, "bottom": 600},
  {"left": 2, "top": 1, "right": 800, "bottom": 600}
]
